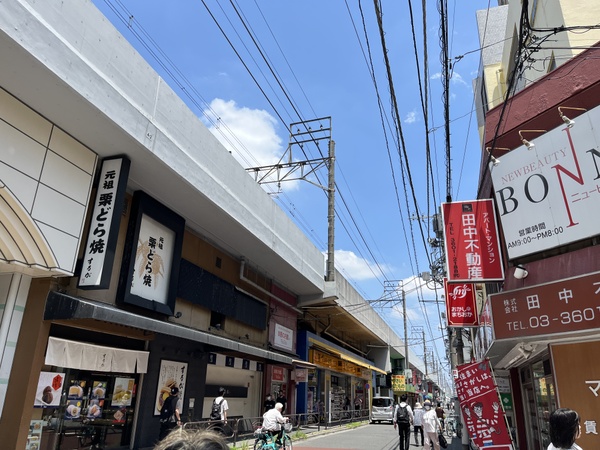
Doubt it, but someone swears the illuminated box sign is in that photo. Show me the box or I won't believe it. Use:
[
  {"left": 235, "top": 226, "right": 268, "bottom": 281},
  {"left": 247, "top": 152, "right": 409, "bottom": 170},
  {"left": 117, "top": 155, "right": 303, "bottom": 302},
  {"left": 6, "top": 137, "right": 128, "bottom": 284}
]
[
  {"left": 489, "top": 271, "right": 600, "bottom": 340},
  {"left": 444, "top": 279, "right": 479, "bottom": 327},
  {"left": 442, "top": 200, "right": 504, "bottom": 282},
  {"left": 490, "top": 106, "right": 600, "bottom": 259}
]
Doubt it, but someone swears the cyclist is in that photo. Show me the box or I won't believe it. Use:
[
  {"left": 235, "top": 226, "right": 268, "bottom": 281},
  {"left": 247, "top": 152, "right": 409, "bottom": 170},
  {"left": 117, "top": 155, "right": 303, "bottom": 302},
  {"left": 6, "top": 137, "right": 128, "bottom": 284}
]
[{"left": 262, "top": 402, "right": 289, "bottom": 445}]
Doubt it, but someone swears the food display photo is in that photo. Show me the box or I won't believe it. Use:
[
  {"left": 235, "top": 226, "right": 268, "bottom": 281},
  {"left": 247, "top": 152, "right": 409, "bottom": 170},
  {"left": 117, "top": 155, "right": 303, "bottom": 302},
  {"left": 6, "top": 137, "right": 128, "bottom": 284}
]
[
  {"left": 34, "top": 371, "right": 65, "bottom": 407},
  {"left": 111, "top": 377, "right": 135, "bottom": 407},
  {"left": 65, "top": 400, "right": 82, "bottom": 420},
  {"left": 67, "top": 380, "right": 85, "bottom": 400},
  {"left": 91, "top": 381, "right": 106, "bottom": 399},
  {"left": 87, "top": 399, "right": 104, "bottom": 419}
]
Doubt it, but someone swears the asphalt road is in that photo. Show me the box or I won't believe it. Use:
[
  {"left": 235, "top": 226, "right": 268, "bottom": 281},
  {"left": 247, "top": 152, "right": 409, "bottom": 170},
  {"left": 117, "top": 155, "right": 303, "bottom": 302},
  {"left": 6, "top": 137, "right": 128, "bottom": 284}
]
[{"left": 293, "top": 423, "right": 463, "bottom": 450}]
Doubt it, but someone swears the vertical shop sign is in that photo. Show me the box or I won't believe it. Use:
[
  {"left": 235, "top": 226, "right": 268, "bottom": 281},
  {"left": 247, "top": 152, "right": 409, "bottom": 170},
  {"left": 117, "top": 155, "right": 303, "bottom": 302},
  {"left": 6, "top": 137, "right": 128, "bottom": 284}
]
[
  {"left": 442, "top": 200, "right": 504, "bottom": 282},
  {"left": 456, "top": 360, "right": 513, "bottom": 449},
  {"left": 444, "top": 278, "right": 479, "bottom": 327},
  {"left": 392, "top": 375, "right": 406, "bottom": 393},
  {"left": 117, "top": 191, "right": 185, "bottom": 316},
  {"left": 79, "top": 156, "right": 130, "bottom": 289}
]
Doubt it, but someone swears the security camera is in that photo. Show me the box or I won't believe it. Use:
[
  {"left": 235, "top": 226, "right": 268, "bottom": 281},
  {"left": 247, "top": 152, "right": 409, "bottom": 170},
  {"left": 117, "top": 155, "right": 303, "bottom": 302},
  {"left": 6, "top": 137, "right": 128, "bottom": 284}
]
[{"left": 514, "top": 265, "right": 528, "bottom": 280}]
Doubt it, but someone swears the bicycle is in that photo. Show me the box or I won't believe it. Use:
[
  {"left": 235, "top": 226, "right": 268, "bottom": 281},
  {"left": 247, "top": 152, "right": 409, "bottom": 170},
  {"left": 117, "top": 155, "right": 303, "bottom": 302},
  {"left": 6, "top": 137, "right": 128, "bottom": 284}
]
[
  {"left": 444, "top": 417, "right": 456, "bottom": 437},
  {"left": 253, "top": 422, "right": 293, "bottom": 450}
]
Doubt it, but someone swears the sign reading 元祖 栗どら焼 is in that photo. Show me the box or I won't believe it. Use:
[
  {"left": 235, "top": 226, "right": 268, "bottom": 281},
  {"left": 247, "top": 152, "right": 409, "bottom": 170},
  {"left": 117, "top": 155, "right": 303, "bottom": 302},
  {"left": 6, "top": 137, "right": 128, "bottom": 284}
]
[{"left": 79, "top": 156, "right": 130, "bottom": 289}]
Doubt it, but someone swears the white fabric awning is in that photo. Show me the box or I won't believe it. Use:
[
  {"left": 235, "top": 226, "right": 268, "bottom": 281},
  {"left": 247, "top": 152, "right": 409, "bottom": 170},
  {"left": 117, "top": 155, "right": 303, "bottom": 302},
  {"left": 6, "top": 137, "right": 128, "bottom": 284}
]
[{"left": 45, "top": 337, "right": 149, "bottom": 373}]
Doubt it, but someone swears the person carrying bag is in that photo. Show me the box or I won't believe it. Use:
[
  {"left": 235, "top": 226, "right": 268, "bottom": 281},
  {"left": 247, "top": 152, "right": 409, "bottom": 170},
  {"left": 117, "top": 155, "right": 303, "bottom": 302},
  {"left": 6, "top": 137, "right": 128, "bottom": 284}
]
[{"left": 422, "top": 400, "right": 443, "bottom": 450}]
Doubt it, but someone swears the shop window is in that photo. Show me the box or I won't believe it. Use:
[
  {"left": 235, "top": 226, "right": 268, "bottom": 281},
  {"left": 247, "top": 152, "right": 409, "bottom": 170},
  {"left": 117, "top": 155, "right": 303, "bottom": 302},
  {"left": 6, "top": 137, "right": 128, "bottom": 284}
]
[{"left": 32, "top": 368, "right": 138, "bottom": 450}]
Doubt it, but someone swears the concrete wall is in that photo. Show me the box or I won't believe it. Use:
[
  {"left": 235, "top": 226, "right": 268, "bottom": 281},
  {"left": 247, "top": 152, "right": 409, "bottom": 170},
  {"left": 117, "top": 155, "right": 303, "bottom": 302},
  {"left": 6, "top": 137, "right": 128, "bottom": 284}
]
[{"left": 0, "top": 0, "right": 325, "bottom": 297}]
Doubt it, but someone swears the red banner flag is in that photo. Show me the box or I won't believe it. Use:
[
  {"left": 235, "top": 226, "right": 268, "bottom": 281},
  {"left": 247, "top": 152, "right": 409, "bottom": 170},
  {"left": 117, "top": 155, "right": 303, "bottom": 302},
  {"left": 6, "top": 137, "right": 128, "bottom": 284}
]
[{"left": 456, "top": 360, "right": 513, "bottom": 449}]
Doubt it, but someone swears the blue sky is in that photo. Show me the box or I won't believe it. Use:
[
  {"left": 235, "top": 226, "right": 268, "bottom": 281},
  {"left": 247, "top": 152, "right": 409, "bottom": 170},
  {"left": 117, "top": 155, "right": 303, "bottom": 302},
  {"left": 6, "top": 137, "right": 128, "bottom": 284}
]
[{"left": 93, "top": 0, "right": 491, "bottom": 378}]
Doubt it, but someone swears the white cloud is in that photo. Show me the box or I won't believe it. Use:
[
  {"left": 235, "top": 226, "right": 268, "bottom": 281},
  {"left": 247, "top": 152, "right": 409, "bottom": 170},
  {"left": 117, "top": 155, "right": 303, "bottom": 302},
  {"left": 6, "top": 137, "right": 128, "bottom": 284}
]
[
  {"left": 430, "top": 71, "right": 468, "bottom": 87},
  {"left": 203, "top": 98, "right": 282, "bottom": 166},
  {"left": 451, "top": 72, "right": 468, "bottom": 86},
  {"left": 404, "top": 110, "right": 418, "bottom": 124},
  {"left": 202, "top": 99, "right": 301, "bottom": 191},
  {"left": 333, "top": 249, "right": 393, "bottom": 282}
]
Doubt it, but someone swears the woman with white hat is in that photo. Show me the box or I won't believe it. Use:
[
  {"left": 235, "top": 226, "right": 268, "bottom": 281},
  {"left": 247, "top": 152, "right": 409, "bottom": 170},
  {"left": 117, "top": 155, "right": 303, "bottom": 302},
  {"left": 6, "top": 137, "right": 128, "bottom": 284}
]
[
  {"left": 413, "top": 402, "right": 425, "bottom": 446},
  {"left": 422, "top": 399, "right": 442, "bottom": 450}
]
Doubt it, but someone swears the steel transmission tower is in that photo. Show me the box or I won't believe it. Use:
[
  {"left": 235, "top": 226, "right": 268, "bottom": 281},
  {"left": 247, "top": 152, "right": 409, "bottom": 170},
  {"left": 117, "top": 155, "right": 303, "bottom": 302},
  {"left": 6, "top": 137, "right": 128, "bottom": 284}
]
[{"left": 245, "top": 117, "right": 336, "bottom": 281}]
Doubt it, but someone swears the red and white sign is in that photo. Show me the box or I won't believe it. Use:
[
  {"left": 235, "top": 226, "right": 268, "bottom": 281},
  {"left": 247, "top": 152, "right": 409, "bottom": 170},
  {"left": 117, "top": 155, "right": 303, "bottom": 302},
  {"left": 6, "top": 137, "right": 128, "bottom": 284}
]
[
  {"left": 456, "top": 360, "right": 513, "bottom": 450},
  {"left": 442, "top": 200, "right": 504, "bottom": 282},
  {"left": 444, "top": 279, "right": 479, "bottom": 327},
  {"left": 272, "top": 366, "right": 285, "bottom": 382},
  {"left": 490, "top": 105, "right": 600, "bottom": 259}
]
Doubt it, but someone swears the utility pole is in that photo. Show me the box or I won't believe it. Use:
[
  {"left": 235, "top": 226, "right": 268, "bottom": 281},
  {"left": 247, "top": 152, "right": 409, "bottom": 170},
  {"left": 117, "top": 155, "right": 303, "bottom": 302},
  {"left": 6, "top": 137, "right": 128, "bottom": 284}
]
[
  {"left": 423, "top": 330, "right": 428, "bottom": 377},
  {"left": 402, "top": 286, "right": 409, "bottom": 375},
  {"left": 245, "top": 117, "right": 335, "bottom": 281},
  {"left": 325, "top": 139, "right": 335, "bottom": 282}
]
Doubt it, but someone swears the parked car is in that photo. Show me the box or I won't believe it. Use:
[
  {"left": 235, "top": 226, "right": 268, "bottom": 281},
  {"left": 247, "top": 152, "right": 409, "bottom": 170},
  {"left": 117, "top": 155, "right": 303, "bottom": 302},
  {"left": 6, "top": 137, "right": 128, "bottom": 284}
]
[{"left": 370, "top": 396, "right": 394, "bottom": 424}]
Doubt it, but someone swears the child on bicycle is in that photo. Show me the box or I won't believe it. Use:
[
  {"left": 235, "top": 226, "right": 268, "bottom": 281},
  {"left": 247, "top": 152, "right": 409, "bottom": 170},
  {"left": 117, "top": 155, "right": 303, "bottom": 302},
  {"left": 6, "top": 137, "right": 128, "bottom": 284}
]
[{"left": 261, "top": 402, "right": 289, "bottom": 445}]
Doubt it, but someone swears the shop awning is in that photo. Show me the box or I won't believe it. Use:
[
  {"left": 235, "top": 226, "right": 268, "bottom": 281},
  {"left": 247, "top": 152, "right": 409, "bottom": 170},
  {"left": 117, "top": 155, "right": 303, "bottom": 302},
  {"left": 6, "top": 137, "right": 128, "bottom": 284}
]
[
  {"left": 309, "top": 337, "right": 387, "bottom": 375},
  {"left": 292, "top": 359, "right": 317, "bottom": 368},
  {"left": 46, "top": 337, "right": 149, "bottom": 373},
  {"left": 45, "top": 292, "right": 293, "bottom": 365}
]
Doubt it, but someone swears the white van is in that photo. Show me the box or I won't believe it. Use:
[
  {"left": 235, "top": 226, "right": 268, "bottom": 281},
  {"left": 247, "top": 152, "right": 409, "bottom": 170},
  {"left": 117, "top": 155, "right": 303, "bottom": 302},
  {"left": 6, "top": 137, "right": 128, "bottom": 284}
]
[{"left": 370, "top": 396, "right": 395, "bottom": 424}]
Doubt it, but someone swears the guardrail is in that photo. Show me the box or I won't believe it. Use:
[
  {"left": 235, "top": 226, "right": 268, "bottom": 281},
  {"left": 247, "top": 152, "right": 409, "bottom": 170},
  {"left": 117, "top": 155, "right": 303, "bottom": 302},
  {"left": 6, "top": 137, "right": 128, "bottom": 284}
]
[{"left": 182, "top": 409, "right": 370, "bottom": 446}]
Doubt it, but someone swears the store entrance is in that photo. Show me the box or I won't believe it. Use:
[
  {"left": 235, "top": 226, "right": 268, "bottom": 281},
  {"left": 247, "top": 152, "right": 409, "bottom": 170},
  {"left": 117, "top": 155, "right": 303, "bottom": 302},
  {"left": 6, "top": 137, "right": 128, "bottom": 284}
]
[{"left": 32, "top": 369, "right": 138, "bottom": 450}]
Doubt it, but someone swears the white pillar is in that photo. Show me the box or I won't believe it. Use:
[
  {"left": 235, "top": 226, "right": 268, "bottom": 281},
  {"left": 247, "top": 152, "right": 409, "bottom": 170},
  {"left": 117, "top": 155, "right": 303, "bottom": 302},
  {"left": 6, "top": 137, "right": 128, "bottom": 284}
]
[{"left": 0, "top": 273, "right": 32, "bottom": 417}]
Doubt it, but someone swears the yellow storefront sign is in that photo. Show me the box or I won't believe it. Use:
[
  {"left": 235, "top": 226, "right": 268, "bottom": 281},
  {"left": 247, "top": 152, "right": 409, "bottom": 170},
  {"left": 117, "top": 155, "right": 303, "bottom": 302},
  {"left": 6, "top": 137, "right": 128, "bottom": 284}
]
[{"left": 392, "top": 375, "right": 406, "bottom": 393}]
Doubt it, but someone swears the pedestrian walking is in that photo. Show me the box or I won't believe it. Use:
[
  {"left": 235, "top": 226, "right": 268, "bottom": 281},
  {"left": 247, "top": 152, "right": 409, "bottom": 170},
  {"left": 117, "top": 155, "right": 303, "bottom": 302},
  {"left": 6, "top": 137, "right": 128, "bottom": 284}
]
[
  {"left": 158, "top": 387, "right": 183, "bottom": 441},
  {"left": 393, "top": 394, "right": 414, "bottom": 450},
  {"left": 422, "top": 399, "right": 442, "bottom": 450},
  {"left": 413, "top": 402, "right": 425, "bottom": 446},
  {"left": 210, "top": 387, "right": 229, "bottom": 433}
]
